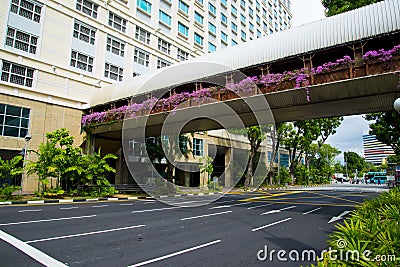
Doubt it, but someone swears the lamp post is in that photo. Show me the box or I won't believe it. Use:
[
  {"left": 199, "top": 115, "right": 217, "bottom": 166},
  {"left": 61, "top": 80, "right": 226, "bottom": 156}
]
[
  {"left": 394, "top": 98, "right": 400, "bottom": 114},
  {"left": 20, "top": 135, "right": 32, "bottom": 195}
]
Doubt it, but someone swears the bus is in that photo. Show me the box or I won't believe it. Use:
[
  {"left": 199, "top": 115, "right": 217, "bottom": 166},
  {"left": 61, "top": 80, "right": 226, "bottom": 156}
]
[
  {"left": 387, "top": 165, "right": 400, "bottom": 188},
  {"left": 364, "top": 172, "right": 387, "bottom": 184}
]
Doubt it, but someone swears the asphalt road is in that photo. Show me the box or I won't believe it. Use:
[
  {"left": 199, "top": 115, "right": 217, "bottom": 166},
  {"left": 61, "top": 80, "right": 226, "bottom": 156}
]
[{"left": 0, "top": 185, "right": 383, "bottom": 267}]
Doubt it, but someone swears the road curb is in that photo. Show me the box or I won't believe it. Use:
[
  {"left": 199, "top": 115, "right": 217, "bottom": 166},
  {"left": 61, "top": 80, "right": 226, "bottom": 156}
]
[{"left": 0, "top": 192, "right": 224, "bottom": 206}]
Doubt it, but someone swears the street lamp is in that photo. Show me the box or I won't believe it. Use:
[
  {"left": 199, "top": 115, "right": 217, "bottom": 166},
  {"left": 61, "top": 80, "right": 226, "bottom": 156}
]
[{"left": 20, "top": 135, "right": 32, "bottom": 194}]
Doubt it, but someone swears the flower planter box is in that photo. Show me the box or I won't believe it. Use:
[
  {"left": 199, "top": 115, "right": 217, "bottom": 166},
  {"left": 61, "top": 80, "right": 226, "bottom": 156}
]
[
  {"left": 312, "top": 68, "right": 351, "bottom": 85},
  {"left": 365, "top": 57, "right": 400, "bottom": 75}
]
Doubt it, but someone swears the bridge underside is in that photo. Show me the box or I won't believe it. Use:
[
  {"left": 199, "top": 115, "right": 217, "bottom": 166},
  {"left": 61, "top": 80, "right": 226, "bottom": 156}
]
[{"left": 91, "top": 71, "right": 399, "bottom": 152}]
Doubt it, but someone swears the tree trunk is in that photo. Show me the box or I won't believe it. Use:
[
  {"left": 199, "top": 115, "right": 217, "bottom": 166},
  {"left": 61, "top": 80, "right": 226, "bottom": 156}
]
[{"left": 244, "top": 148, "right": 256, "bottom": 190}]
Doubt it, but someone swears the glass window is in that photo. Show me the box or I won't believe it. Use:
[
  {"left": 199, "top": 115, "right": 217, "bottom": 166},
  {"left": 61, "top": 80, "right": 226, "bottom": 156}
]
[
  {"left": 221, "top": 31, "right": 228, "bottom": 43},
  {"left": 135, "top": 26, "right": 151, "bottom": 44},
  {"left": 231, "top": 22, "right": 237, "bottom": 32},
  {"left": 73, "top": 20, "right": 96, "bottom": 45},
  {"left": 249, "top": 22, "right": 254, "bottom": 32},
  {"left": 208, "top": 42, "right": 216, "bottom": 53},
  {"left": 194, "top": 33, "right": 203, "bottom": 46},
  {"left": 196, "top": 0, "right": 203, "bottom": 4},
  {"left": 241, "top": 30, "right": 246, "bottom": 40},
  {"left": 231, "top": 5, "right": 237, "bottom": 16},
  {"left": 108, "top": 11, "right": 126, "bottom": 33},
  {"left": 1, "top": 60, "right": 34, "bottom": 87},
  {"left": 11, "top": 0, "right": 42, "bottom": 22},
  {"left": 194, "top": 11, "right": 203, "bottom": 25},
  {"left": 106, "top": 35, "right": 125, "bottom": 57},
  {"left": 157, "top": 57, "right": 171, "bottom": 69},
  {"left": 70, "top": 50, "right": 94, "bottom": 72},
  {"left": 0, "top": 103, "right": 30, "bottom": 138},
  {"left": 249, "top": 7, "right": 253, "bottom": 17},
  {"left": 209, "top": 3, "right": 216, "bottom": 15},
  {"left": 6, "top": 27, "right": 38, "bottom": 54},
  {"left": 240, "top": 14, "right": 246, "bottom": 24},
  {"left": 240, "top": 0, "right": 245, "bottom": 8},
  {"left": 159, "top": 10, "right": 171, "bottom": 26},
  {"left": 76, "top": 0, "right": 98, "bottom": 19},
  {"left": 104, "top": 62, "right": 123, "bottom": 81},
  {"left": 256, "top": 15, "right": 261, "bottom": 24},
  {"left": 221, "top": 0, "right": 227, "bottom": 7},
  {"left": 193, "top": 138, "right": 203, "bottom": 156},
  {"left": 177, "top": 48, "right": 189, "bottom": 61},
  {"left": 178, "top": 22, "right": 188, "bottom": 36},
  {"left": 208, "top": 22, "right": 216, "bottom": 35},
  {"left": 257, "top": 29, "right": 261, "bottom": 37},
  {"left": 221, "top": 13, "right": 227, "bottom": 25},
  {"left": 158, "top": 38, "right": 171, "bottom": 54},
  {"left": 178, "top": 0, "right": 189, "bottom": 14},
  {"left": 134, "top": 47, "right": 150, "bottom": 67},
  {"left": 137, "top": 0, "right": 151, "bottom": 13}
]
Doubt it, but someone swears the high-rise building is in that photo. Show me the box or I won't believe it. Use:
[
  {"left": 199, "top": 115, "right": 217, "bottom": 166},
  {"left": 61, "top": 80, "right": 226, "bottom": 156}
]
[
  {"left": 0, "top": 0, "right": 292, "bottom": 190},
  {"left": 363, "top": 134, "right": 395, "bottom": 165}
]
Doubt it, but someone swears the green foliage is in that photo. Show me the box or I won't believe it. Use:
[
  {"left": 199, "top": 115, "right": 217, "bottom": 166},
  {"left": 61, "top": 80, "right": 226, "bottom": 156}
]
[
  {"left": 0, "top": 155, "right": 23, "bottom": 181},
  {"left": 365, "top": 112, "right": 400, "bottom": 155},
  {"left": 321, "top": 0, "right": 384, "bottom": 17},
  {"left": 344, "top": 151, "right": 367, "bottom": 175},
  {"left": 199, "top": 156, "right": 214, "bottom": 176},
  {"left": 36, "top": 187, "right": 65, "bottom": 199},
  {"left": 0, "top": 184, "right": 21, "bottom": 200},
  {"left": 311, "top": 187, "right": 400, "bottom": 266}
]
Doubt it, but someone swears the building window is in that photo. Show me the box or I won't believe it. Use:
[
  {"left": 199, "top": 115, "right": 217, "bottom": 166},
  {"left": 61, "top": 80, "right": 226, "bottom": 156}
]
[
  {"left": 76, "top": 0, "right": 98, "bottom": 19},
  {"left": 249, "top": 22, "right": 254, "bottom": 32},
  {"left": 73, "top": 20, "right": 96, "bottom": 45},
  {"left": 232, "top": 39, "right": 237, "bottom": 46},
  {"left": 106, "top": 35, "right": 125, "bottom": 57},
  {"left": 137, "top": 0, "right": 151, "bottom": 13},
  {"left": 194, "top": 11, "right": 203, "bottom": 25},
  {"left": 240, "top": 14, "right": 246, "bottom": 24},
  {"left": 6, "top": 27, "right": 38, "bottom": 54},
  {"left": 241, "top": 30, "right": 246, "bottom": 40},
  {"left": 194, "top": 33, "right": 203, "bottom": 46},
  {"left": 0, "top": 103, "right": 30, "bottom": 138},
  {"left": 221, "top": 13, "right": 227, "bottom": 25},
  {"left": 231, "top": 5, "right": 237, "bottom": 16},
  {"left": 196, "top": 0, "right": 203, "bottom": 4},
  {"left": 11, "top": 0, "right": 42, "bottom": 23},
  {"left": 221, "top": 31, "right": 228, "bottom": 43},
  {"left": 256, "top": 1, "right": 260, "bottom": 10},
  {"left": 104, "top": 62, "right": 123, "bottom": 81},
  {"left": 1, "top": 61, "right": 34, "bottom": 87},
  {"left": 208, "top": 22, "right": 216, "bottom": 35},
  {"left": 157, "top": 57, "right": 171, "bottom": 69},
  {"left": 178, "top": 0, "right": 189, "bottom": 14},
  {"left": 208, "top": 42, "right": 216, "bottom": 53},
  {"left": 209, "top": 3, "right": 216, "bottom": 15},
  {"left": 108, "top": 12, "right": 126, "bottom": 33},
  {"left": 177, "top": 48, "right": 189, "bottom": 61},
  {"left": 178, "top": 22, "right": 188, "bottom": 37},
  {"left": 159, "top": 10, "right": 171, "bottom": 26},
  {"left": 70, "top": 50, "right": 93, "bottom": 72},
  {"left": 221, "top": 0, "right": 227, "bottom": 7},
  {"left": 256, "top": 15, "right": 261, "bottom": 24},
  {"left": 134, "top": 47, "right": 150, "bottom": 67},
  {"left": 193, "top": 138, "right": 203, "bottom": 156},
  {"left": 135, "top": 26, "right": 151, "bottom": 44},
  {"left": 249, "top": 7, "right": 254, "bottom": 17},
  {"left": 240, "top": 0, "right": 246, "bottom": 8},
  {"left": 231, "top": 22, "right": 237, "bottom": 33},
  {"left": 257, "top": 29, "right": 261, "bottom": 37},
  {"left": 158, "top": 38, "right": 171, "bottom": 54}
]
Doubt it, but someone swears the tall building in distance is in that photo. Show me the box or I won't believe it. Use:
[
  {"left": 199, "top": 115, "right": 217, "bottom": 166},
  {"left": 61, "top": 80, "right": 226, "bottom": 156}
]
[
  {"left": 363, "top": 134, "right": 395, "bottom": 165},
  {"left": 0, "top": 0, "right": 292, "bottom": 190}
]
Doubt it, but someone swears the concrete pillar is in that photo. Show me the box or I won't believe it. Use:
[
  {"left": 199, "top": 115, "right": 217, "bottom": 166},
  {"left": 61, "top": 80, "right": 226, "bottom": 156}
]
[
  {"left": 224, "top": 147, "right": 234, "bottom": 188},
  {"left": 114, "top": 148, "right": 122, "bottom": 184}
]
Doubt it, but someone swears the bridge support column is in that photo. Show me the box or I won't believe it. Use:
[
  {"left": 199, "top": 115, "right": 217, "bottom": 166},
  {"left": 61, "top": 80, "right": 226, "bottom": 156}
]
[{"left": 224, "top": 147, "right": 234, "bottom": 188}]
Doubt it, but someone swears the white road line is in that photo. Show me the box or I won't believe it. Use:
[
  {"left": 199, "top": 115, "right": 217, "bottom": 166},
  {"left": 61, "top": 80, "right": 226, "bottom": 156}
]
[
  {"left": 132, "top": 207, "right": 182, "bottom": 213},
  {"left": 120, "top": 203, "right": 134, "bottom": 206},
  {"left": 127, "top": 240, "right": 221, "bottom": 267},
  {"left": 213, "top": 200, "right": 236, "bottom": 204},
  {"left": 247, "top": 203, "right": 273, "bottom": 210},
  {"left": 92, "top": 205, "right": 108, "bottom": 208},
  {"left": 0, "top": 215, "right": 97, "bottom": 226},
  {"left": 209, "top": 202, "right": 251, "bottom": 209},
  {"left": 261, "top": 206, "right": 297, "bottom": 215},
  {"left": 302, "top": 207, "right": 322, "bottom": 215},
  {"left": 26, "top": 225, "right": 145, "bottom": 244},
  {"left": 59, "top": 207, "right": 78, "bottom": 210},
  {"left": 0, "top": 230, "right": 67, "bottom": 266},
  {"left": 180, "top": 211, "right": 232, "bottom": 221},
  {"left": 167, "top": 199, "right": 211, "bottom": 205},
  {"left": 18, "top": 209, "right": 42, "bottom": 213},
  {"left": 252, "top": 218, "right": 292, "bottom": 232}
]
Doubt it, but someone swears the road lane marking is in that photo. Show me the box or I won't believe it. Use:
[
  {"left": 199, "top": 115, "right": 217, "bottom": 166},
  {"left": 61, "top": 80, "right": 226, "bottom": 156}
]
[
  {"left": 249, "top": 200, "right": 357, "bottom": 207},
  {"left": 247, "top": 203, "right": 273, "bottom": 210},
  {"left": 127, "top": 240, "right": 221, "bottom": 267},
  {"left": 92, "top": 205, "right": 108, "bottom": 208},
  {"left": 132, "top": 207, "right": 182, "bottom": 213},
  {"left": 0, "top": 230, "right": 67, "bottom": 266},
  {"left": 328, "top": 210, "right": 352, "bottom": 223},
  {"left": 26, "top": 225, "right": 145, "bottom": 243},
  {"left": 302, "top": 207, "right": 322, "bottom": 215},
  {"left": 180, "top": 211, "right": 232, "bottom": 221},
  {"left": 18, "top": 209, "right": 42, "bottom": 213},
  {"left": 212, "top": 200, "right": 236, "bottom": 204},
  {"left": 167, "top": 199, "right": 212, "bottom": 205},
  {"left": 241, "top": 191, "right": 302, "bottom": 202},
  {"left": 59, "top": 207, "right": 78, "bottom": 210},
  {"left": 306, "top": 191, "right": 362, "bottom": 204},
  {"left": 252, "top": 218, "right": 292, "bottom": 232},
  {"left": 261, "top": 206, "right": 296, "bottom": 215},
  {"left": 120, "top": 203, "right": 134, "bottom": 206},
  {"left": 0, "top": 215, "right": 97, "bottom": 226},
  {"left": 209, "top": 202, "right": 251, "bottom": 209}
]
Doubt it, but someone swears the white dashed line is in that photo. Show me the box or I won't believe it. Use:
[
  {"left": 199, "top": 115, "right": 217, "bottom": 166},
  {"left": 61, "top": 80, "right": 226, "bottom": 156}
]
[
  {"left": 18, "top": 209, "right": 42, "bottom": 213},
  {"left": 247, "top": 203, "right": 273, "bottom": 210},
  {"left": 180, "top": 211, "right": 232, "bottom": 221},
  {"left": 252, "top": 218, "right": 292, "bottom": 232},
  {"left": 0, "top": 215, "right": 97, "bottom": 226},
  {"left": 92, "top": 205, "right": 108, "bottom": 208},
  {"left": 302, "top": 207, "right": 322, "bottom": 215},
  {"left": 59, "top": 207, "right": 78, "bottom": 210},
  {"left": 209, "top": 202, "right": 251, "bottom": 209},
  {"left": 132, "top": 207, "right": 182, "bottom": 213}
]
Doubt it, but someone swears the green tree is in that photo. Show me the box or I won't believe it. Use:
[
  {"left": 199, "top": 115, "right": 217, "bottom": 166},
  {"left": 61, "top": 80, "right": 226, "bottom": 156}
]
[
  {"left": 267, "top": 123, "right": 289, "bottom": 185},
  {"left": 321, "top": 0, "right": 383, "bottom": 16},
  {"left": 0, "top": 156, "right": 23, "bottom": 184},
  {"left": 243, "top": 126, "right": 266, "bottom": 190},
  {"left": 344, "top": 151, "right": 367, "bottom": 176},
  {"left": 365, "top": 112, "right": 400, "bottom": 154}
]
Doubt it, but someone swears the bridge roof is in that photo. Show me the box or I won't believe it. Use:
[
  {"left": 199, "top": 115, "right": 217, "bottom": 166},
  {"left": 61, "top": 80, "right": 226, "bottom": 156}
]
[{"left": 90, "top": 0, "right": 400, "bottom": 107}]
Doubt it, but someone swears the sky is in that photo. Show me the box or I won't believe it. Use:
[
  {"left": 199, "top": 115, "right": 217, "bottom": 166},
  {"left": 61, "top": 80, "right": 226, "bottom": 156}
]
[{"left": 290, "top": 0, "right": 371, "bottom": 162}]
